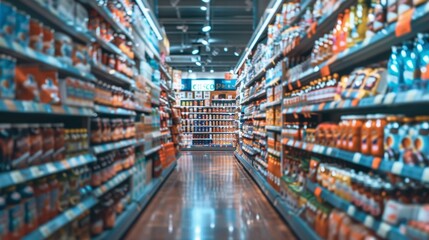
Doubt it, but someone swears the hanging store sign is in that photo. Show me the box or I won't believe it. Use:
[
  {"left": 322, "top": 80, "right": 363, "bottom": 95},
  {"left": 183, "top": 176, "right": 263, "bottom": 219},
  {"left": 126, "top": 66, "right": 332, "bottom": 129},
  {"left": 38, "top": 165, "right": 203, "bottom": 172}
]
[
  {"left": 191, "top": 80, "right": 215, "bottom": 91},
  {"left": 181, "top": 79, "right": 236, "bottom": 91}
]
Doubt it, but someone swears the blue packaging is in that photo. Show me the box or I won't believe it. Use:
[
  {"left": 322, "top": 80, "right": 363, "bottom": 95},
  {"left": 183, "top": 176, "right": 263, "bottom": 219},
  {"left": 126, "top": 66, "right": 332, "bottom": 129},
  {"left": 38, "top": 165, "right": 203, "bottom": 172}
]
[{"left": 0, "top": 55, "right": 16, "bottom": 99}]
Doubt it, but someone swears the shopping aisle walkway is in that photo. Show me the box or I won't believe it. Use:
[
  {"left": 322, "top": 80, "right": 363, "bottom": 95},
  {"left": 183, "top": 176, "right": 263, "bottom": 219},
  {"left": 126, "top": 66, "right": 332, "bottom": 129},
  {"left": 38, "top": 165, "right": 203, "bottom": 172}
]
[{"left": 124, "top": 151, "right": 296, "bottom": 240}]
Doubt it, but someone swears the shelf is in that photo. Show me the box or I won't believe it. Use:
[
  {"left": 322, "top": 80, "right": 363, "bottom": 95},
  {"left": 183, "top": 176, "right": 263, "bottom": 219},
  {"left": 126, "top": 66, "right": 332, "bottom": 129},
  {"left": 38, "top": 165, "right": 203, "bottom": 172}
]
[
  {"left": 267, "top": 148, "right": 281, "bottom": 157},
  {"left": 254, "top": 113, "right": 266, "bottom": 119},
  {"left": 144, "top": 145, "right": 161, "bottom": 156},
  {"left": 0, "top": 36, "right": 96, "bottom": 83},
  {"left": 181, "top": 146, "right": 235, "bottom": 151},
  {"left": 96, "top": 162, "right": 177, "bottom": 240},
  {"left": 182, "top": 132, "right": 235, "bottom": 134},
  {"left": 90, "top": 33, "right": 135, "bottom": 66},
  {"left": 234, "top": 152, "right": 321, "bottom": 240},
  {"left": 242, "top": 144, "right": 256, "bottom": 155},
  {"left": 183, "top": 112, "right": 234, "bottom": 115},
  {"left": 242, "top": 133, "right": 254, "bottom": 139},
  {"left": 282, "top": 138, "right": 429, "bottom": 183},
  {"left": 283, "top": 89, "right": 429, "bottom": 115},
  {"left": 15, "top": 0, "right": 93, "bottom": 43},
  {"left": 306, "top": 181, "right": 406, "bottom": 240},
  {"left": 93, "top": 202, "right": 140, "bottom": 240},
  {"left": 23, "top": 196, "right": 98, "bottom": 240},
  {"left": 168, "top": 94, "right": 176, "bottom": 102},
  {"left": 95, "top": 104, "right": 136, "bottom": 116},
  {"left": 265, "top": 75, "right": 282, "bottom": 88},
  {"left": 135, "top": 106, "right": 152, "bottom": 114},
  {"left": 284, "top": 1, "right": 429, "bottom": 90},
  {"left": 182, "top": 119, "right": 234, "bottom": 121},
  {"left": 254, "top": 156, "right": 268, "bottom": 168},
  {"left": 212, "top": 99, "right": 236, "bottom": 101},
  {"left": 93, "top": 168, "right": 135, "bottom": 197},
  {"left": 181, "top": 125, "right": 234, "bottom": 128},
  {"left": 133, "top": 23, "right": 161, "bottom": 61},
  {"left": 92, "top": 139, "right": 137, "bottom": 155},
  {"left": 254, "top": 131, "right": 267, "bottom": 137},
  {"left": 0, "top": 154, "right": 96, "bottom": 190},
  {"left": 266, "top": 125, "right": 282, "bottom": 132},
  {"left": 265, "top": 99, "right": 282, "bottom": 108},
  {"left": 160, "top": 65, "right": 172, "bottom": 81},
  {"left": 0, "top": 99, "right": 94, "bottom": 117},
  {"left": 91, "top": 64, "right": 134, "bottom": 86},
  {"left": 179, "top": 106, "right": 236, "bottom": 108},
  {"left": 86, "top": 0, "right": 134, "bottom": 40}
]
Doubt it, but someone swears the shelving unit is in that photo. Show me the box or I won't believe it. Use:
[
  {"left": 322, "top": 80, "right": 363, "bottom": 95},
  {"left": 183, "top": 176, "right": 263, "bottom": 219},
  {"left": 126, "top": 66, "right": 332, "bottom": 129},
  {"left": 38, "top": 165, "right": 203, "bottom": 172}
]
[
  {"left": 0, "top": 1, "right": 179, "bottom": 239},
  {"left": 180, "top": 92, "right": 237, "bottom": 150},
  {"left": 234, "top": 0, "right": 429, "bottom": 239}
]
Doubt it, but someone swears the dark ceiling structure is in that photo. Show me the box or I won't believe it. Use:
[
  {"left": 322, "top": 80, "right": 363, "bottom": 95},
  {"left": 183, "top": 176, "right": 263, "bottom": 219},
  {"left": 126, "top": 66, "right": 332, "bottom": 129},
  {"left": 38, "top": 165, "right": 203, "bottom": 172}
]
[{"left": 155, "top": 0, "right": 263, "bottom": 72}]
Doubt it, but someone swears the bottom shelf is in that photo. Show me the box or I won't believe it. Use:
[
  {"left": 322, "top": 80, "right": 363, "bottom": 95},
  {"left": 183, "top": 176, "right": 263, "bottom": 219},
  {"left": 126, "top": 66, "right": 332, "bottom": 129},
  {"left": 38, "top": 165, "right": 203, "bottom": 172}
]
[{"left": 234, "top": 152, "right": 321, "bottom": 240}]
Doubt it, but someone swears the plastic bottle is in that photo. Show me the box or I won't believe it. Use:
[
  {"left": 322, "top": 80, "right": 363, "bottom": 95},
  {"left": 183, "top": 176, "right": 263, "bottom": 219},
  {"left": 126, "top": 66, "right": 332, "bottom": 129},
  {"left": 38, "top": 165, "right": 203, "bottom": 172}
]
[{"left": 387, "top": 46, "right": 403, "bottom": 92}]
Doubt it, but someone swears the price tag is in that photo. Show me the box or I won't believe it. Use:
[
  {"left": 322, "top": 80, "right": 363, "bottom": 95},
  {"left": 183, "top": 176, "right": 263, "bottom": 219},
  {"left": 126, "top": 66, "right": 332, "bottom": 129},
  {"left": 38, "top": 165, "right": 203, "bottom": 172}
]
[
  {"left": 321, "top": 65, "right": 330, "bottom": 77},
  {"left": 319, "top": 146, "right": 326, "bottom": 154},
  {"left": 30, "top": 167, "right": 42, "bottom": 178},
  {"left": 377, "top": 222, "right": 392, "bottom": 238},
  {"left": 70, "top": 157, "right": 78, "bottom": 166},
  {"left": 39, "top": 225, "right": 52, "bottom": 238},
  {"left": 64, "top": 210, "right": 76, "bottom": 220},
  {"left": 314, "top": 187, "right": 322, "bottom": 197},
  {"left": 353, "top": 153, "right": 362, "bottom": 164},
  {"left": 326, "top": 147, "right": 333, "bottom": 155},
  {"left": 77, "top": 203, "right": 87, "bottom": 212},
  {"left": 364, "top": 215, "right": 375, "bottom": 228},
  {"left": 45, "top": 163, "right": 57, "bottom": 173},
  {"left": 374, "top": 94, "right": 384, "bottom": 105},
  {"left": 347, "top": 205, "right": 356, "bottom": 216},
  {"left": 391, "top": 162, "right": 404, "bottom": 175},
  {"left": 395, "top": 8, "right": 415, "bottom": 37},
  {"left": 422, "top": 168, "right": 429, "bottom": 183},
  {"left": 372, "top": 157, "right": 382, "bottom": 170},
  {"left": 10, "top": 171, "right": 24, "bottom": 183}
]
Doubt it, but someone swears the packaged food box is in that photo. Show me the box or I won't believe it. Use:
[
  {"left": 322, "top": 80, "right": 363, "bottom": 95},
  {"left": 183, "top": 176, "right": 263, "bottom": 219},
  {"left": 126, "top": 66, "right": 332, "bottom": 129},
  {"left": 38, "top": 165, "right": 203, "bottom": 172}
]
[{"left": 0, "top": 55, "right": 16, "bottom": 99}]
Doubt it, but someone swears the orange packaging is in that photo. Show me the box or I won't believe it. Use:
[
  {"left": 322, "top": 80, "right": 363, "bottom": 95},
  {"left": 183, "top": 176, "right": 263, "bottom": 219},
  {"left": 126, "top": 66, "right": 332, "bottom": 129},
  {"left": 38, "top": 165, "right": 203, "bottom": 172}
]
[
  {"left": 328, "top": 210, "right": 348, "bottom": 240},
  {"left": 29, "top": 19, "right": 43, "bottom": 52},
  {"left": 42, "top": 26, "right": 54, "bottom": 56},
  {"left": 370, "top": 114, "right": 387, "bottom": 157},
  {"left": 337, "top": 216, "right": 353, "bottom": 240},
  {"left": 348, "top": 116, "right": 365, "bottom": 152},
  {"left": 15, "top": 66, "right": 40, "bottom": 101},
  {"left": 36, "top": 70, "right": 60, "bottom": 104},
  {"left": 361, "top": 115, "right": 373, "bottom": 155}
]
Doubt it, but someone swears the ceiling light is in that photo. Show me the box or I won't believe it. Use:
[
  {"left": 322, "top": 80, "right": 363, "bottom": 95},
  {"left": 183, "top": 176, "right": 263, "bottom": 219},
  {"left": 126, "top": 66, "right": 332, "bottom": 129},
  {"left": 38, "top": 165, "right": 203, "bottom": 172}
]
[
  {"left": 229, "top": 69, "right": 234, "bottom": 74},
  {"left": 202, "top": 0, "right": 210, "bottom": 2},
  {"left": 202, "top": 24, "right": 211, "bottom": 32},
  {"left": 210, "top": 69, "right": 214, "bottom": 73},
  {"left": 200, "top": 38, "right": 209, "bottom": 45},
  {"left": 234, "top": 48, "right": 241, "bottom": 56},
  {"left": 196, "top": 61, "right": 202, "bottom": 66},
  {"left": 188, "top": 69, "right": 193, "bottom": 73},
  {"left": 212, "top": 48, "right": 219, "bottom": 56},
  {"left": 224, "top": 47, "right": 228, "bottom": 52},
  {"left": 200, "top": 6, "right": 207, "bottom": 11},
  {"left": 192, "top": 48, "right": 199, "bottom": 55}
]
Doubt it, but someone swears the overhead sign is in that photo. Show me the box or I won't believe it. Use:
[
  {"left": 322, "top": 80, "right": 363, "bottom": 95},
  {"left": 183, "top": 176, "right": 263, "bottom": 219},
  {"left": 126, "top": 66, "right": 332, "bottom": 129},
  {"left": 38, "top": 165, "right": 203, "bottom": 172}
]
[
  {"left": 181, "top": 79, "right": 236, "bottom": 91},
  {"left": 191, "top": 80, "right": 215, "bottom": 91}
]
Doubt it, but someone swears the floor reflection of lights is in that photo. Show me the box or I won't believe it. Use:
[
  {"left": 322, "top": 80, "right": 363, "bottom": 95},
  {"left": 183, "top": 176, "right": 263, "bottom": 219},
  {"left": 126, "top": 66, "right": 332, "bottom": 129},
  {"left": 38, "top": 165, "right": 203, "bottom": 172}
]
[{"left": 124, "top": 151, "right": 296, "bottom": 240}]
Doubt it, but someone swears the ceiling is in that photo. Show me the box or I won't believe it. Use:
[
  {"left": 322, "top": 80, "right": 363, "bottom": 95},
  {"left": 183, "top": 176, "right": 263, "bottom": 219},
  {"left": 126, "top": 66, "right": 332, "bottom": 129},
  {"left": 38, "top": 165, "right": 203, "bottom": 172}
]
[{"left": 156, "top": 0, "right": 257, "bottom": 72}]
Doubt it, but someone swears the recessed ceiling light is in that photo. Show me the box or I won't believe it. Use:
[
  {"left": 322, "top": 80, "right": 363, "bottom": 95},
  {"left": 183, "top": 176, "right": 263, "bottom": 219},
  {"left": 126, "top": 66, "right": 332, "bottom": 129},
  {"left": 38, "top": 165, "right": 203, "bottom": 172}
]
[
  {"left": 202, "top": 25, "right": 211, "bottom": 32},
  {"left": 202, "top": 0, "right": 210, "bottom": 2},
  {"left": 234, "top": 48, "right": 241, "bottom": 56},
  {"left": 188, "top": 69, "right": 193, "bottom": 73},
  {"left": 196, "top": 61, "right": 202, "bottom": 66},
  {"left": 224, "top": 47, "right": 228, "bottom": 52},
  {"left": 210, "top": 69, "right": 214, "bottom": 73},
  {"left": 200, "top": 39, "right": 209, "bottom": 45},
  {"left": 192, "top": 48, "right": 199, "bottom": 55},
  {"left": 200, "top": 6, "right": 207, "bottom": 11}
]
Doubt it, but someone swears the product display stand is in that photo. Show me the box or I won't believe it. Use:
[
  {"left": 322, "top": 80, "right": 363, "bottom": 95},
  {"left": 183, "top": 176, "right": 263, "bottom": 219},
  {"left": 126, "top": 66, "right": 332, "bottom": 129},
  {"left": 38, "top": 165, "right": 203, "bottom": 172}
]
[
  {"left": 234, "top": 0, "right": 429, "bottom": 239},
  {"left": 180, "top": 95, "right": 237, "bottom": 151},
  {"left": 0, "top": 0, "right": 178, "bottom": 239}
]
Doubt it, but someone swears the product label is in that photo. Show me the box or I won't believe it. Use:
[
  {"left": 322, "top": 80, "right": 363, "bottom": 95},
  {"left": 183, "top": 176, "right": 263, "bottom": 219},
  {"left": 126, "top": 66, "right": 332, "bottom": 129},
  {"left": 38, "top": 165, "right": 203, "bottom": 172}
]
[
  {"left": 24, "top": 198, "right": 37, "bottom": 228},
  {"left": 8, "top": 204, "right": 23, "bottom": 234},
  {"left": 0, "top": 209, "right": 8, "bottom": 237}
]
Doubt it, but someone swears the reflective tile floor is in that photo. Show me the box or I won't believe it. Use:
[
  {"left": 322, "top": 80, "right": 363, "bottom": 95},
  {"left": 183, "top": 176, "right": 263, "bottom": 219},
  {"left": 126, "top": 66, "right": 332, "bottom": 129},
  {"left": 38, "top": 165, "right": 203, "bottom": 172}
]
[{"left": 124, "top": 151, "right": 296, "bottom": 240}]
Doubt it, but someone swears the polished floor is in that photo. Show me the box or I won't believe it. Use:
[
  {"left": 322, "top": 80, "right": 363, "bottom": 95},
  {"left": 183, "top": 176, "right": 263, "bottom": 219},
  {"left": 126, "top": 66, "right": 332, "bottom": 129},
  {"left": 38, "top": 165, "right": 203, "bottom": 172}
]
[{"left": 124, "top": 151, "right": 296, "bottom": 240}]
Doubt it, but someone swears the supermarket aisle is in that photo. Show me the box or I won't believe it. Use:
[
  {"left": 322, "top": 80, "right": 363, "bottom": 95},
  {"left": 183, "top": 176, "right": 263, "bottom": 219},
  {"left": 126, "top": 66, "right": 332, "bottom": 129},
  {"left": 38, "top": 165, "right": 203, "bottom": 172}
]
[{"left": 124, "top": 151, "right": 296, "bottom": 240}]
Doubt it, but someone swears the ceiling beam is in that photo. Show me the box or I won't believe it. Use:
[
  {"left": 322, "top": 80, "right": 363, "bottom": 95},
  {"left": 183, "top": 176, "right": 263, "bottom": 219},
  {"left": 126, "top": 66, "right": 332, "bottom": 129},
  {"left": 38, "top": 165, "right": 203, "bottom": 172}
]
[{"left": 160, "top": 18, "right": 253, "bottom": 24}]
